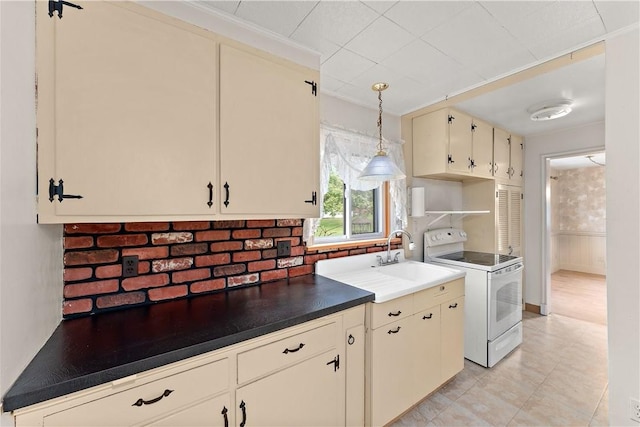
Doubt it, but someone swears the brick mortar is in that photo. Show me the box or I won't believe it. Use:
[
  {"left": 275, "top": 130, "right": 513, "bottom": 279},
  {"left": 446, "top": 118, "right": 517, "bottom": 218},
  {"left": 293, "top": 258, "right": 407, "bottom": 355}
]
[{"left": 62, "top": 220, "right": 400, "bottom": 318}]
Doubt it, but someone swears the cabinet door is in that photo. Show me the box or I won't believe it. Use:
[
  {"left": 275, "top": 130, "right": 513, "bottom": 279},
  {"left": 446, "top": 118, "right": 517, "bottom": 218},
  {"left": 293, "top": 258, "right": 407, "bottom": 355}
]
[
  {"left": 413, "top": 307, "right": 441, "bottom": 400},
  {"left": 471, "top": 118, "right": 494, "bottom": 178},
  {"left": 37, "top": 2, "right": 217, "bottom": 220},
  {"left": 370, "top": 317, "right": 414, "bottom": 427},
  {"left": 447, "top": 111, "right": 473, "bottom": 174},
  {"left": 146, "top": 393, "right": 231, "bottom": 427},
  {"left": 345, "top": 325, "right": 365, "bottom": 427},
  {"left": 493, "top": 128, "right": 511, "bottom": 180},
  {"left": 510, "top": 134, "right": 524, "bottom": 183},
  {"left": 219, "top": 44, "right": 319, "bottom": 217},
  {"left": 497, "top": 184, "right": 522, "bottom": 256},
  {"left": 235, "top": 350, "right": 342, "bottom": 427},
  {"left": 440, "top": 296, "right": 465, "bottom": 382}
]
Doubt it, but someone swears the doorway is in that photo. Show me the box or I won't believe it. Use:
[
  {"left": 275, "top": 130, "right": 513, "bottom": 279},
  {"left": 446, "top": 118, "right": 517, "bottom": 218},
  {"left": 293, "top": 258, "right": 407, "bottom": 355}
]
[{"left": 545, "top": 151, "right": 607, "bottom": 324}]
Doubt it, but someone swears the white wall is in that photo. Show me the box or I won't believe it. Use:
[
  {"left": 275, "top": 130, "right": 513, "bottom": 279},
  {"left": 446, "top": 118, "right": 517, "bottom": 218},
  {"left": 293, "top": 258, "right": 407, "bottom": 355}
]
[
  {"left": 0, "top": 2, "right": 63, "bottom": 423},
  {"left": 604, "top": 27, "right": 639, "bottom": 427},
  {"left": 523, "top": 121, "right": 605, "bottom": 307}
]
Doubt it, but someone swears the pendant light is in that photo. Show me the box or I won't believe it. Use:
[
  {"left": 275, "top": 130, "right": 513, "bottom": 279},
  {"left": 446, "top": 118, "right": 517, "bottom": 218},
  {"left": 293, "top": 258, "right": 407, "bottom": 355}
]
[{"left": 359, "top": 83, "right": 406, "bottom": 181}]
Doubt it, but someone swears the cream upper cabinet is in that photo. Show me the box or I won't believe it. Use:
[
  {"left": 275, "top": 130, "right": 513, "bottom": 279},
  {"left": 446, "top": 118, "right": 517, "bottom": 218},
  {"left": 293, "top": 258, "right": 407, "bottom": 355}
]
[
  {"left": 413, "top": 108, "right": 493, "bottom": 180},
  {"left": 36, "top": 1, "right": 321, "bottom": 223},
  {"left": 219, "top": 44, "right": 320, "bottom": 217},
  {"left": 36, "top": 1, "right": 218, "bottom": 223},
  {"left": 493, "top": 128, "right": 524, "bottom": 184},
  {"left": 510, "top": 134, "right": 524, "bottom": 183},
  {"left": 493, "top": 128, "right": 511, "bottom": 181}
]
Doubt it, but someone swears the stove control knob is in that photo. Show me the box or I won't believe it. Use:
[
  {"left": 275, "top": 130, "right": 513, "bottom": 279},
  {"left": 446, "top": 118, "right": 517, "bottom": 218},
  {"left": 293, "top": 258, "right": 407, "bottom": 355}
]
[
  {"left": 437, "top": 233, "right": 443, "bottom": 240},
  {"left": 430, "top": 235, "right": 437, "bottom": 242}
]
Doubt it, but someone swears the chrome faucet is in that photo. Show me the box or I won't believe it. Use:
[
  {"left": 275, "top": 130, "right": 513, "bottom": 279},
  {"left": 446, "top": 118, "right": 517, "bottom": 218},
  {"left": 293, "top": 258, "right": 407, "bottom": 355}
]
[{"left": 380, "top": 229, "right": 415, "bottom": 266}]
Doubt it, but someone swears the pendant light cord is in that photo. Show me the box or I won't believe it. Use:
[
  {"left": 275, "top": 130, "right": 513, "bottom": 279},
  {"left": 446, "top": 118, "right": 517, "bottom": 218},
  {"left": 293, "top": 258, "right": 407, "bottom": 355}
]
[{"left": 377, "top": 89, "right": 384, "bottom": 153}]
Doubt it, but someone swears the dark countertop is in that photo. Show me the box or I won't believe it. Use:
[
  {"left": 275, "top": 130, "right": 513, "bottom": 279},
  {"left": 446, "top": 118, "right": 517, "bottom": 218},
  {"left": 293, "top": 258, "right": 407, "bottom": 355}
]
[{"left": 2, "top": 275, "right": 374, "bottom": 412}]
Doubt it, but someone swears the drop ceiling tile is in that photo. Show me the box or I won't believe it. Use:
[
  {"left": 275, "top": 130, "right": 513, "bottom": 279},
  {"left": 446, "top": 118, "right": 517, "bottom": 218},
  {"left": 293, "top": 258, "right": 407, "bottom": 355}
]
[
  {"left": 422, "top": 3, "right": 533, "bottom": 72},
  {"left": 362, "top": 1, "right": 398, "bottom": 15},
  {"left": 349, "top": 64, "right": 404, "bottom": 89},
  {"left": 196, "top": 1, "right": 240, "bottom": 15},
  {"left": 500, "top": 1, "right": 604, "bottom": 49},
  {"left": 234, "top": 1, "right": 318, "bottom": 38},
  {"left": 320, "top": 75, "right": 348, "bottom": 93},
  {"left": 384, "top": 1, "right": 473, "bottom": 37},
  {"left": 345, "top": 17, "right": 415, "bottom": 63},
  {"left": 290, "top": 25, "right": 341, "bottom": 62},
  {"left": 594, "top": 1, "right": 640, "bottom": 32},
  {"left": 527, "top": 16, "right": 607, "bottom": 59},
  {"left": 322, "top": 49, "right": 376, "bottom": 82},
  {"left": 479, "top": 1, "right": 554, "bottom": 24},
  {"left": 380, "top": 39, "right": 461, "bottom": 84},
  {"left": 291, "top": 1, "right": 379, "bottom": 47}
]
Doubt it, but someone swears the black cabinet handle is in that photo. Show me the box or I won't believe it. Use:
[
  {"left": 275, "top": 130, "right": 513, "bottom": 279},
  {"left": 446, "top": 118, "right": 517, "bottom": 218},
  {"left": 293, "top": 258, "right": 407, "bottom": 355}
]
[
  {"left": 207, "top": 182, "right": 213, "bottom": 208},
  {"left": 388, "top": 310, "right": 401, "bottom": 317},
  {"left": 347, "top": 334, "right": 355, "bottom": 345},
  {"left": 283, "top": 343, "right": 305, "bottom": 354},
  {"left": 423, "top": 313, "right": 433, "bottom": 320},
  {"left": 132, "top": 389, "right": 173, "bottom": 407},
  {"left": 239, "top": 400, "right": 247, "bottom": 427},
  {"left": 223, "top": 182, "right": 230, "bottom": 207},
  {"left": 222, "top": 406, "right": 229, "bottom": 427},
  {"left": 388, "top": 326, "right": 401, "bottom": 334},
  {"left": 449, "top": 303, "right": 458, "bottom": 309}
]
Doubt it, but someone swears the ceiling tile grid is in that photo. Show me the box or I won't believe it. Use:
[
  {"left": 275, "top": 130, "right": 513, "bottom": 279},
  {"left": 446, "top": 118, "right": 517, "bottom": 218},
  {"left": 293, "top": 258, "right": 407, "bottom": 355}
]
[{"left": 194, "top": 0, "right": 638, "bottom": 129}]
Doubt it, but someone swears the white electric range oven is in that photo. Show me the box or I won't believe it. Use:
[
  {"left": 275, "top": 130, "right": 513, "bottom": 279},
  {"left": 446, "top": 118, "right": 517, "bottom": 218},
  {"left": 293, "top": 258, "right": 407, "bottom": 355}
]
[{"left": 424, "top": 228, "right": 523, "bottom": 367}]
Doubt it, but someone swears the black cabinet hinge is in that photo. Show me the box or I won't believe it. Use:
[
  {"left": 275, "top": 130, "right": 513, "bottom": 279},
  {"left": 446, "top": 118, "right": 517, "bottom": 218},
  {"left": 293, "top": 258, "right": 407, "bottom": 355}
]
[
  {"left": 448, "top": 154, "right": 454, "bottom": 164},
  {"left": 507, "top": 136, "right": 512, "bottom": 145},
  {"left": 304, "top": 80, "right": 317, "bottom": 96},
  {"left": 49, "top": 178, "right": 83, "bottom": 203},
  {"left": 304, "top": 191, "right": 317, "bottom": 205},
  {"left": 471, "top": 123, "right": 477, "bottom": 132},
  {"left": 448, "top": 115, "right": 455, "bottom": 124},
  {"left": 326, "top": 354, "right": 340, "bottom": 372},
  {"left": 48, "top": 0, "right": 83, "bottom": 19}
]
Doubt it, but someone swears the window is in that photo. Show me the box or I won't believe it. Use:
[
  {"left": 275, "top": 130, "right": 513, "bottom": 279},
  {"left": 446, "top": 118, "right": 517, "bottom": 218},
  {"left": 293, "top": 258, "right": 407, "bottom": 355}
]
[
  {"left": 303, "top": 124, "right": 407, "bottom": 246},
  {"left": 314, "top": 171, "right": 384, "bottom": 242}
]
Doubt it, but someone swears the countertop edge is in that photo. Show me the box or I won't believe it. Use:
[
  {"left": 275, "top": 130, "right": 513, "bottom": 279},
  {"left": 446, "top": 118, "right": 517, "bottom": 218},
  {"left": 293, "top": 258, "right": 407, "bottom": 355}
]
[{"left": 3, "top": 277, "right": 374, "bottom": 412}]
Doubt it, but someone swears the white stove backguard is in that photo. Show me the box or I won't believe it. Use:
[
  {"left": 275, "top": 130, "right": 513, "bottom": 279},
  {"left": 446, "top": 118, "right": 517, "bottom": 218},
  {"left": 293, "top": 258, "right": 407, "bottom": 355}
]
[{"left": 423, "top": 228, "right": 467, "bottom": 260}]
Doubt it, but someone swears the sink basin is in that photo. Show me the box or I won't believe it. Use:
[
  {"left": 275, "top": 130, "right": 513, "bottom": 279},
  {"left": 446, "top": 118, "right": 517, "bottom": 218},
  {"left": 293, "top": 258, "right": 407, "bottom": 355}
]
[{"left": 316, "top": 252, "right": 465, "bottom": 303}]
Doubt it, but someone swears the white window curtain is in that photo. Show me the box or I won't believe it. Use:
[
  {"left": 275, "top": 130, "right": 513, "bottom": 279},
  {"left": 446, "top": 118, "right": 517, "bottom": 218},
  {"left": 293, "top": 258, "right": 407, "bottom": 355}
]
[{"left": 303, "top": 123, "right": 407, "bottom": 243}]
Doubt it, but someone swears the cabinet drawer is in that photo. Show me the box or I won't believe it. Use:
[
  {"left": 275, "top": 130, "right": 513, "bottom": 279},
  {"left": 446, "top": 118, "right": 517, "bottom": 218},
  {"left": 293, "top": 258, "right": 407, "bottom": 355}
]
[
  {"left": 237, "top": 322, "right": 337, "bottom": 384},
  {"left": 369, "top": 293, "right": 413, "bottom": 329},
  {"left": 42, "top": 358, "right": 229, "bottom": 427},
  {"left": 413, "top": 278, "right": 464, "bottom": 312}
]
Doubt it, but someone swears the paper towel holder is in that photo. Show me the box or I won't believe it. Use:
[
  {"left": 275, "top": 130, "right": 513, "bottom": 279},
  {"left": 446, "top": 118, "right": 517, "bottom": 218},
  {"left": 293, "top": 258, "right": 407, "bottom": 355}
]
[{"left": 410, "top": 187, "right": 425, "bottom": 217}]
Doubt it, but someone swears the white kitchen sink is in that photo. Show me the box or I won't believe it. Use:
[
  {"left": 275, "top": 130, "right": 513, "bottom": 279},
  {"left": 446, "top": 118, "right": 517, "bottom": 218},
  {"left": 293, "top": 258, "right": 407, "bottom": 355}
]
[{"left": 316, "top": 251, "right": 465, "bottom": 303}]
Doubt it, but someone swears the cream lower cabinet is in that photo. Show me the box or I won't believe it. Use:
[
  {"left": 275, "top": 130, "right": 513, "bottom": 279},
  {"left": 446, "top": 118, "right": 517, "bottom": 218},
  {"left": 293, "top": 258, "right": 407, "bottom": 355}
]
[
  {"left": 366, "top": 279, "right": 465, "bottom": 427},
  {"left": 14, "top": 306, "right": 364, "bottom": 427}
]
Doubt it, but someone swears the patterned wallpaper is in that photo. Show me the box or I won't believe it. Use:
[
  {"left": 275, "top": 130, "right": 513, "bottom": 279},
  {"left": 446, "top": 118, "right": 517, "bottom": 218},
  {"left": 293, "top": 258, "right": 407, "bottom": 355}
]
[{"left": 550, "top": 166, "right": 606, "bottom": 233}]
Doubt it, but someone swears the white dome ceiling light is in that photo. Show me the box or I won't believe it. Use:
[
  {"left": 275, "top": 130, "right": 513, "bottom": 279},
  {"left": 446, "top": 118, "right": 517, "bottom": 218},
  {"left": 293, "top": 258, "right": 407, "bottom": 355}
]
[{"left": 528, "top": 99, "right": 573, "bottom": 121}]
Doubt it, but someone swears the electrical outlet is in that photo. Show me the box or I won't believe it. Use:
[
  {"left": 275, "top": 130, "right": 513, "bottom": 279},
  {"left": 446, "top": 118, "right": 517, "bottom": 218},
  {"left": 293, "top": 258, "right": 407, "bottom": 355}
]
[
  {"left": 122, "top": 255, "right": 139, "bottom": 278},
  {"left": 631, "top": 398, "right": 640, "bottom": 423},
  {"left": 276, "top": 240, "right": 291, "bottom": 257}
]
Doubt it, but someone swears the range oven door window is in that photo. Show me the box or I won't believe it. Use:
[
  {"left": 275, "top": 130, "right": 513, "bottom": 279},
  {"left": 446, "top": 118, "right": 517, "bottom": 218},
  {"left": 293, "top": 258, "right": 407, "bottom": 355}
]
[{"left": 488, "top": 263, "right": 523, "bottom": 340}]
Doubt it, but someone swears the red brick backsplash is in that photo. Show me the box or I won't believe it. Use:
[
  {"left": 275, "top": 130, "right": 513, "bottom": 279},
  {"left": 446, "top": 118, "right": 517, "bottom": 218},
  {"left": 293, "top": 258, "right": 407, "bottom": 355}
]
[{"left": 62, "top": 220, "right": 399, "bottom": 318}]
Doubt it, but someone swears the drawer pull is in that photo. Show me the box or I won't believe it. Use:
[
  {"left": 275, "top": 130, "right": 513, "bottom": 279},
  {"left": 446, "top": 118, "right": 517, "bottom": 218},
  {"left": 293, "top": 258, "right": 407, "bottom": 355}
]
[
  {"left": 239, "top": 400, "right": 247, "bottom": 427},
  {"left": 387, "top": 326, "right": 401, "bottom": 334},
  {"left": 423, "top": 313, "right": 433, "bottom": 320},
  {"left": 449, "top": 303, "right": 458, "bottom": 309},
  {"left": 222, "top": 406, "right": 229, "bottom": 427},
  {"left": 388, "top": 310, "right": 402, "bottom": 317},
  {"left": 132, "top": 389, "right": 173, "bottom": 407},
  {"left": 283, "top": 343, "right": 305, "bottom": 354},
  {"left": 347, "top": 334, "right": 355, "bottom": 345}
]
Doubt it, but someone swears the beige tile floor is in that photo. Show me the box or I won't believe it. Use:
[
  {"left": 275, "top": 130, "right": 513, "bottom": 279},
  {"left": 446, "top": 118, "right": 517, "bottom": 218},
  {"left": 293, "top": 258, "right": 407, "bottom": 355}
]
[{"left": 389, "top": 311, "right": 609, "bottom": 427}]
